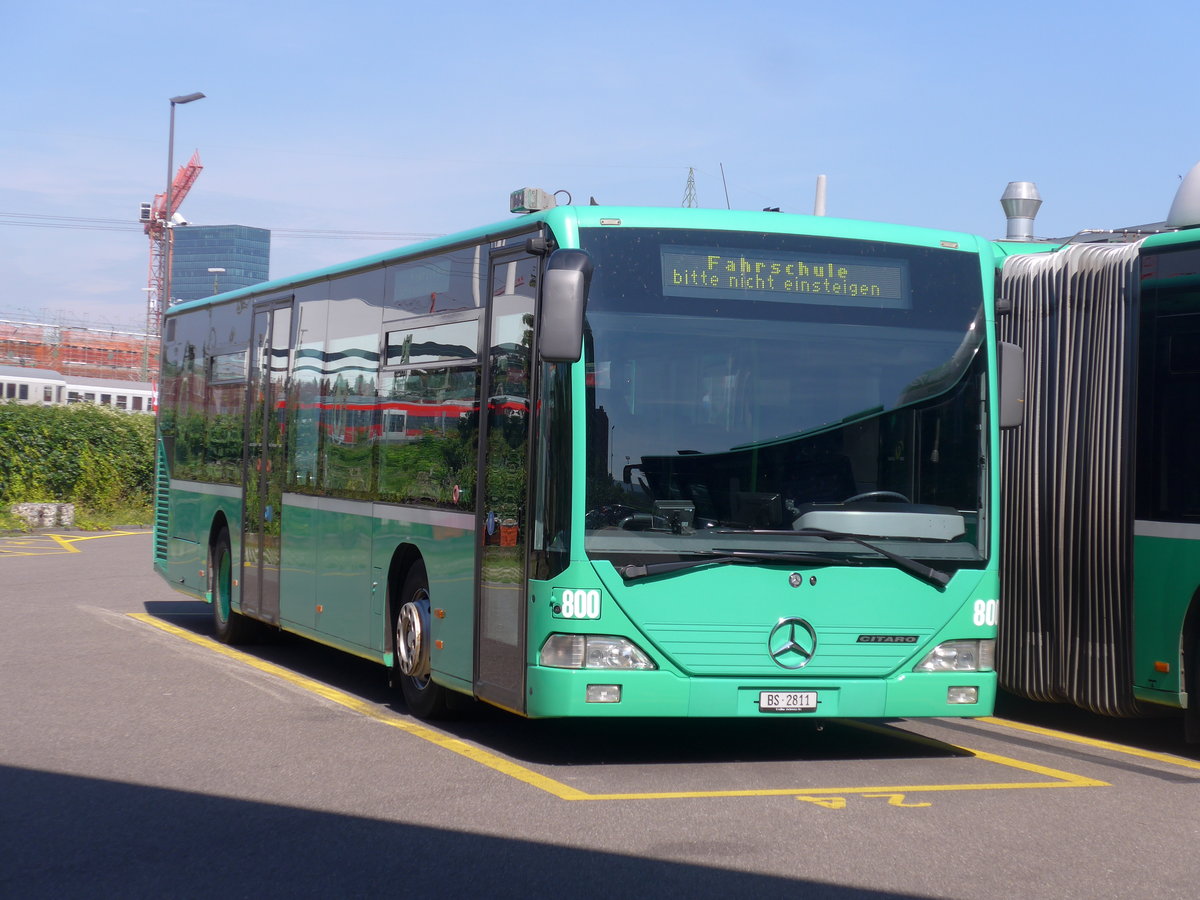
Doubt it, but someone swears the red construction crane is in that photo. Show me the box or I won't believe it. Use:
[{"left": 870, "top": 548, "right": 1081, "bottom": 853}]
[{"left": 142, "top": 149, "right": 203, "bottom": 359}]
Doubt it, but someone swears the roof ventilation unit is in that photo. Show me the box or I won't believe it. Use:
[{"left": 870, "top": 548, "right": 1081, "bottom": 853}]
[
  {"left": 1166, "top": 161, "right": 1200, "bottom": 229},
  {"left": 1000, "top": 181, "right": 1043, "bottom": 241}
]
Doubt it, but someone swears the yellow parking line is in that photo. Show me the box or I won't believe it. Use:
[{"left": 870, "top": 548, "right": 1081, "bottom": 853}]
[
  {"left": 50, "top": 530, "right": 151, "bottom": 543},
  {"left": 128, "top": 613, "right": 591, "bottom": 801},
  {"left": 0, "top": 530, "right": 150, "bottom": 557},
  {"left": 980, "top": 716, "right": 1200, "bottom": 772},
  {"left": 129, "top": 613, "right": 1108, "bottom": 801},
  {"left": 0, "top": 535, "right": 79, "bottom": 556},
  {"left": 45, "top": 534, "right": 83, "bottom": 553},
  {"left": 577, "top": 741, "right": 1105, "bottom": 800}
]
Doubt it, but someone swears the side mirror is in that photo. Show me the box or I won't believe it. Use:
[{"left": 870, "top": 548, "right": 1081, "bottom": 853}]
[
  {"left": 998, "top": 341, "right": 1025, "bottom": 429},
  {"left": 539, "top": 249, "right": 593, "bottom": 363}
]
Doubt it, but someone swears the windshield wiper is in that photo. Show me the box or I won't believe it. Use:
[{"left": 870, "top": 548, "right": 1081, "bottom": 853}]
[
  {"left": 617, "top": 550, "right": 843, "bottom": 580},
  {"left": 616, "top": 533, "right": 952, "bottom": 587},
  {"left": 789, "top": 528, "right": 951, "bottom": 588}
]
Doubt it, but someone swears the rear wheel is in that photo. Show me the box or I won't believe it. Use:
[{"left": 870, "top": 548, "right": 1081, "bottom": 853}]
[
  {"left": 211, "top": 527, "right": 253, "bottom": 644},
  {"left": 393, "top": 561, "right": 449, "bottom": 718}
]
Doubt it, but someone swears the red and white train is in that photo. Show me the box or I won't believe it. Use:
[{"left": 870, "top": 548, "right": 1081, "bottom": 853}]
[{"left": 0, "top": 365, "right": 155, "bottom": 413}]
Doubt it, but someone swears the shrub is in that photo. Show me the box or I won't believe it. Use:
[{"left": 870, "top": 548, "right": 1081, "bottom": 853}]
[{"left": 0, "top": 403, "right": 155, "bottom": 514}]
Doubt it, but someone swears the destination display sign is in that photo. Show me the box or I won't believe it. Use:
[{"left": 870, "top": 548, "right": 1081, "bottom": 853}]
[{"left": 661, "top": 245, "right": 911, "bottom": 309}]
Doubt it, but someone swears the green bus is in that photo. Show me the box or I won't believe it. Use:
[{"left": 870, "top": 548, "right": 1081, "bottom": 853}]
[
  {"left": 996, "top": 164, "right": 1200, "bottom": 738},
  {"left": 154, "top": 190, "right": 1014, "bottom": 719}
]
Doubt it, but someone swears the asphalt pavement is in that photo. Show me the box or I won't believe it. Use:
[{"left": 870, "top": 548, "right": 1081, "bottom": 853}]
[{"left": 3, "top": 529, "right": 1199, "bottom": 899}]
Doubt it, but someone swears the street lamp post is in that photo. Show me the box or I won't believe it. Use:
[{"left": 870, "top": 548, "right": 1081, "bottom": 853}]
[
  {"left": 208, "top": 267, "right": 226, "bottom": 296},
  {"left": 162, "top": 92, "right": 205, "bottom": 314}
]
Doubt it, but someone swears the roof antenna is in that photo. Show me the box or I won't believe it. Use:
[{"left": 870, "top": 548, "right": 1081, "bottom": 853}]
[{"left": 719, "top": 163, "right": 731, "bottom": 209}]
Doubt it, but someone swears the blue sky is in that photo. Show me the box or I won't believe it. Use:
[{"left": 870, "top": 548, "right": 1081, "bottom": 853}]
[{"left": 2, "top": 0, "right": 1198, "bottom": 329}]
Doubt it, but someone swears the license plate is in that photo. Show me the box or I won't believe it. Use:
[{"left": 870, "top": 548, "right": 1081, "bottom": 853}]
[{"left": 758, "top": 691, "right": 818, "bottom": 712}]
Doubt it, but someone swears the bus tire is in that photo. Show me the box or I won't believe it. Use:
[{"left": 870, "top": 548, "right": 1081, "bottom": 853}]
[
  {"left": 394, "top": 561, "right": 449, "bottom": 719},
  {"left": 211, "top": 527, "right": 253, "bottom": 644}
]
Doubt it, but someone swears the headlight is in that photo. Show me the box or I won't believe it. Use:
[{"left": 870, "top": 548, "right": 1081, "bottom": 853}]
[
  {"left": 539, "top": 634, "right": 657, "bottom": 670},
  {"left": 914, "top": 639, "right": 995, "bottom": 672}
]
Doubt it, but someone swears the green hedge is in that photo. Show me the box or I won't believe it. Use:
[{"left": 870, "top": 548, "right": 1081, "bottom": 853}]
[{"left": 0, "top": 403, "right": 156, "bottom": 511}]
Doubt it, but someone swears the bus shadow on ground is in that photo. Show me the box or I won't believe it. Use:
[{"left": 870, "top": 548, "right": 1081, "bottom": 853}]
[
  {"left": 992, "top": 691, "right": 1197, "bottom": 760},
  {"left": 1, "top": 765, "right": 927, "bottom": 900},
  {"left": 141, "top": 600, "right": 969, "bottom": 767}
]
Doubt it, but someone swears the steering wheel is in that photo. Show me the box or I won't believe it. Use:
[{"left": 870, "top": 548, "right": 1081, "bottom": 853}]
[
  {"left": 843, "top": 490, "right": 911, "bottom": 504},
  {"left": 618, "top": 513, "right": 659, "bottom": 531}
]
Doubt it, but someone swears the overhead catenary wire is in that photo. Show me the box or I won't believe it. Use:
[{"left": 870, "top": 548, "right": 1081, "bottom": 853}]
[{"left": 0, "top": 211, "right": 442, "bottom": 241}]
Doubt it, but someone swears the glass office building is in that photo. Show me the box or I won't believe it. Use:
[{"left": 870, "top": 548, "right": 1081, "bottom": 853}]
[{"left": 171, "top": 225, "right": 270, "bottom": 304}]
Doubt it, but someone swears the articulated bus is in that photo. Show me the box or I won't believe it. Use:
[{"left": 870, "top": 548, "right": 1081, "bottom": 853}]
[
  {"left": 154, "top": 190, "right": 1017, "bottom": 719},
  {"left": 996, "top": 163, "right": 1200, "bottom": 738}
]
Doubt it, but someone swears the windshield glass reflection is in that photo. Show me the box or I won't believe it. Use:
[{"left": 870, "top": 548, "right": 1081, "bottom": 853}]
[{"left": 581, "top": 227, "right": 988, "bottom": 565}]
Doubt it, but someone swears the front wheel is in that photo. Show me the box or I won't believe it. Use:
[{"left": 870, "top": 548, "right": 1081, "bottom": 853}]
[{"left": 393, "top": 561, "right": 449, "bottom": 718}]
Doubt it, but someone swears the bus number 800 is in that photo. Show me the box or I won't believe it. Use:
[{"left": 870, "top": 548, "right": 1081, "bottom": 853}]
[{"left": 558, "top": 590, "right": 601, "bottom": 619}]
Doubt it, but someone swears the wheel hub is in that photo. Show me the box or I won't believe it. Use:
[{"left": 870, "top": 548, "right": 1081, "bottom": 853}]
[{"left": 396, "top": 592, "right": 431, "bottom": 679}]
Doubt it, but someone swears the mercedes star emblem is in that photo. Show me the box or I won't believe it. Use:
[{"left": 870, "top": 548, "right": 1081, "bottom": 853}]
[{"left": 767, "top": 617, "right": 817, "bottom": 669}]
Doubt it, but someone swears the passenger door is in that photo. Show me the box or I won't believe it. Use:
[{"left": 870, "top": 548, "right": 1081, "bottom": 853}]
[
  {"left": 242, "top": 301, "right": 292, "bottom": 624},
  {"left": 473, "top": 247, "right": 539, "bottom": 712}
]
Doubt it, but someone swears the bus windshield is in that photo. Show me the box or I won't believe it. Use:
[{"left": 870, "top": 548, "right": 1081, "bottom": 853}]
[{"left": 581, "top": 227, "right": 988, "bottom": 567}]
